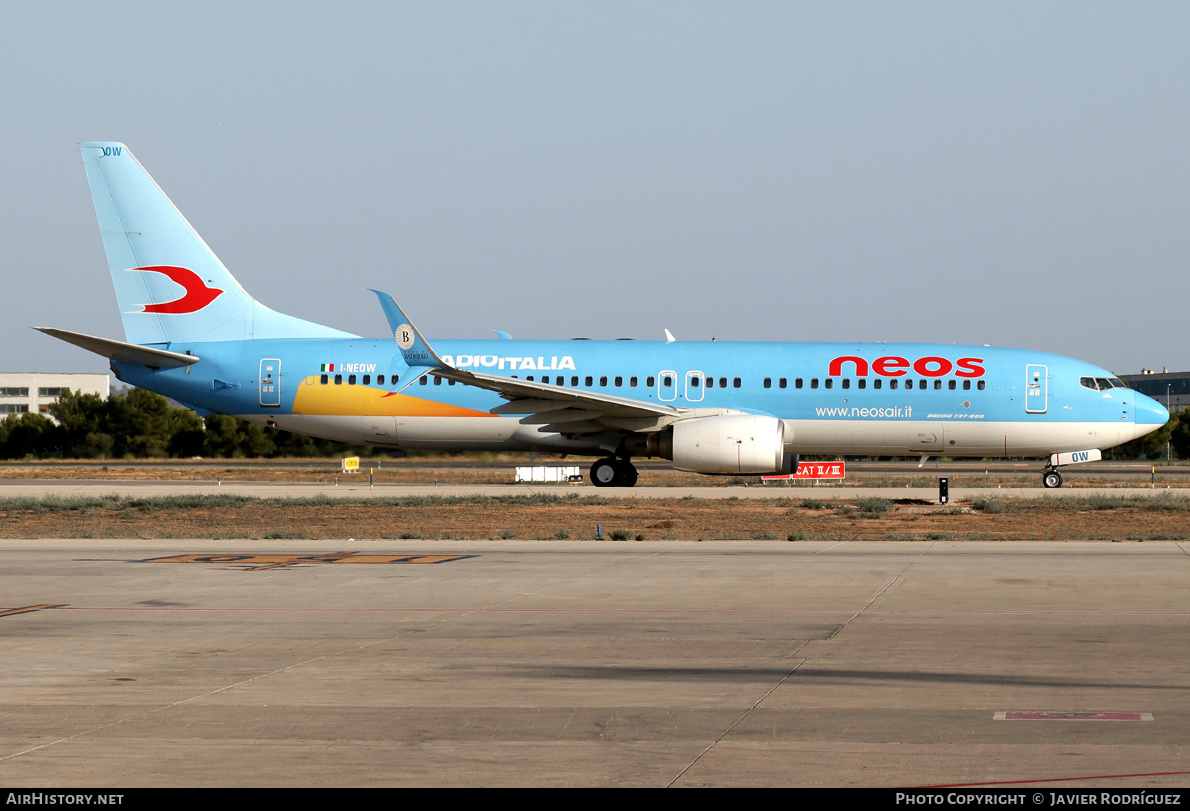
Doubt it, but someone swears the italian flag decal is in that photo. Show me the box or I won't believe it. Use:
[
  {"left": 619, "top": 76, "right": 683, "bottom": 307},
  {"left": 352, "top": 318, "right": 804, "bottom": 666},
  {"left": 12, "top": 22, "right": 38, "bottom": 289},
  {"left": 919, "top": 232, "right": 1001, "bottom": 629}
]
[{"left": 321, "top": 363, "right": 334, "bottom": 372}]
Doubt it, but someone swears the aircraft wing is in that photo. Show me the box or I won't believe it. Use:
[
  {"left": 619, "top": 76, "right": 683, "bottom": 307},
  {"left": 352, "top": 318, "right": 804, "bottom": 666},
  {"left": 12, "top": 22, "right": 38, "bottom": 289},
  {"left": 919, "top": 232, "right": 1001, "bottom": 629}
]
[
  {"left": 430, "top": 365, "right": 688, "bottom": 433},
  {"left": 371, "top": 290, "right": 690, "bottom": 434}
]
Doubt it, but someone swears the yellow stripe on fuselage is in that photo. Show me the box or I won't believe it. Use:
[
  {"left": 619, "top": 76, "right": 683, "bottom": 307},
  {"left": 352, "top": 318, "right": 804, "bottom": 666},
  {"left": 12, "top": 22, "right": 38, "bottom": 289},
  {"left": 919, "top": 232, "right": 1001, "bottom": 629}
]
[{"left": 293, "top": 377, "right": 495, "bottom": 418}]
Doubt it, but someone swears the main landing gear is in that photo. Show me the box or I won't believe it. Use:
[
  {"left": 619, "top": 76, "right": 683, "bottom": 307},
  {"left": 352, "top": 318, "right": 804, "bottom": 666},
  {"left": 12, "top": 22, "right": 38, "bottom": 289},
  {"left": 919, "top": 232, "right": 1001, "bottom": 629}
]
[
  {"left": 590, "top": 458, "right": 639, "bottom": 488},
  {"left": 1042, "top": 469, "right": 1063, "bottom": 489}
]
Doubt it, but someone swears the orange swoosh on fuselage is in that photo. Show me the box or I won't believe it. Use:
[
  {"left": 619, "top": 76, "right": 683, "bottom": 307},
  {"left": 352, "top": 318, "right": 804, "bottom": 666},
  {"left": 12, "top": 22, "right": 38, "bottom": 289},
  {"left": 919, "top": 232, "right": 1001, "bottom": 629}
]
[{"left": 292, "top": 379, "right": 495, "bottom": 418}]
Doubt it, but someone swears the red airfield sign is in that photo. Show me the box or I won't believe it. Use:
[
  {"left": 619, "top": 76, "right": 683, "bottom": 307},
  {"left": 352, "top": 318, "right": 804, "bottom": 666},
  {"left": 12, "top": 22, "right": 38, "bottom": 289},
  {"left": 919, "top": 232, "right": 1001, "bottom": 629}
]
[{"left": 761, "top": 461, "right": 845, "bottom": 481}]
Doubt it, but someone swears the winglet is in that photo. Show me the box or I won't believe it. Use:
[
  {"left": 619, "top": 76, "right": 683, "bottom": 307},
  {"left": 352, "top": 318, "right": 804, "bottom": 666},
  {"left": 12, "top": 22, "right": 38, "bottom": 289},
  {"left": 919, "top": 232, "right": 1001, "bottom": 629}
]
[{"left": 370, "top": 290, "right": 452, "bottom": 369}]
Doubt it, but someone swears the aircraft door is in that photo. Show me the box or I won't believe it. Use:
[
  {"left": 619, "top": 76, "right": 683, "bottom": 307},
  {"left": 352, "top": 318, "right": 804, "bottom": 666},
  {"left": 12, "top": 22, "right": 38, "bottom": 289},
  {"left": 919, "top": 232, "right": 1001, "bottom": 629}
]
[
  {"left": 1025, "top": 364, "right": 1048, "bottom": 414},
  {"left": 685, "top": 371, "right": 704, "bottom": 402},
  {"left": 259, "top": 358, "right": 280, "bottom": 407},
  {"left": 659, "top": 370, "right": 677, "bottom": 402}
]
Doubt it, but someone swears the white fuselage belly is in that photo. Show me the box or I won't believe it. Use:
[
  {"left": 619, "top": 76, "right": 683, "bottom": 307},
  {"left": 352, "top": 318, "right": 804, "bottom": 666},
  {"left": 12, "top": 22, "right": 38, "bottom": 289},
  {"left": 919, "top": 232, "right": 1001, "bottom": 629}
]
[{"left": 242, "top": 414, "right": 1143, "bottom": 457}]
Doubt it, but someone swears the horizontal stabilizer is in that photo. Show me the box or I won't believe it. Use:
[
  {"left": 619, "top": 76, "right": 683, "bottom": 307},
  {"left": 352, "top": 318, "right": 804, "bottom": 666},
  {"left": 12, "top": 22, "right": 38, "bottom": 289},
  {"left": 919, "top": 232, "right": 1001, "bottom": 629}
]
[{"left": 36, "top": 327, "right": 199, "bottom": 369}]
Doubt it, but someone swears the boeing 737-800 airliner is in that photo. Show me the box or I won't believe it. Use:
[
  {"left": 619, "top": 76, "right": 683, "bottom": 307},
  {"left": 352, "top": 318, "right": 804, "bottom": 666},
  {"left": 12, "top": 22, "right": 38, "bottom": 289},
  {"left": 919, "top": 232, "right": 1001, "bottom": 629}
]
[{"left": 38, "top": 143, "right": 1169, "bottom": 487}]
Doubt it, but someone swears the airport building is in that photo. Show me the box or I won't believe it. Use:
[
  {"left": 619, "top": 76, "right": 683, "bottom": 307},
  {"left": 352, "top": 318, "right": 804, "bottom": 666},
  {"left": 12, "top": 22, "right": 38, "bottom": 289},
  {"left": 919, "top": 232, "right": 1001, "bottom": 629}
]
[
  {"left": 0, "top": 373, "right": 110, "bottom": 420},
  {"left": 1119, "top": 370, "right": 1190, "bottom": 412}
]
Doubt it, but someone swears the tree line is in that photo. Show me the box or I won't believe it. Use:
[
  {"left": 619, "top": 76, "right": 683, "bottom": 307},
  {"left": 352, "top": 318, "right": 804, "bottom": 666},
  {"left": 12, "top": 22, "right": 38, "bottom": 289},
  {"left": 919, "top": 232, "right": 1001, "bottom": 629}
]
[
  {"left": 0, "top": 387, "right": 1187, "bottom": 461},
  {"left": 0, "top": 389, "right": 373, "bottom": 459}
]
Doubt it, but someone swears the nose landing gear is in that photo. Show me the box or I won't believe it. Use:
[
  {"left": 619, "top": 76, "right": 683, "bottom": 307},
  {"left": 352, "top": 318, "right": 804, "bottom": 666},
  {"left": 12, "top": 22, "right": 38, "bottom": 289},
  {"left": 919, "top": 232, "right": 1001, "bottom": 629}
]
[
  {"left": 590, "top": 458, "right": 639, "bottom": 488},
  {"left": 1042, "top": 469, "right": 1063, "bottom": 489}
]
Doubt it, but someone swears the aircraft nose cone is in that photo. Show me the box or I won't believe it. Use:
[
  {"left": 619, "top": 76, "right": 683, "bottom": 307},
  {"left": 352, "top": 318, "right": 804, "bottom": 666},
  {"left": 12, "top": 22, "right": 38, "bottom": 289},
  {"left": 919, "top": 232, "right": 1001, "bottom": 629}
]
[{"left": 1137, "top": 394, "right": 1170, "bottom": 426}]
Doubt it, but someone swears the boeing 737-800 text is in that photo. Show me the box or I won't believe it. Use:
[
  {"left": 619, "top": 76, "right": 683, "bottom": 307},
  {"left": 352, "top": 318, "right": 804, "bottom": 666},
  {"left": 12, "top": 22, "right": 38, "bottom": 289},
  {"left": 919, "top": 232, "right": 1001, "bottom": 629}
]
[{"left": 38, "top": 143, "right": 1169, "bottom": 487}]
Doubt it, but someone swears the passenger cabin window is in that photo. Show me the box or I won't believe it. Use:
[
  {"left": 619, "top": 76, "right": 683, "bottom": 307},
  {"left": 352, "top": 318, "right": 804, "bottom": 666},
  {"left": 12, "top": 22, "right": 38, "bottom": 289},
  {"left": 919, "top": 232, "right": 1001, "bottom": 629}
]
[
  {"left": 320, "top": 374, "right": 328, "bottom": 385},
  {"left": 890, "top": 380, "right": 898, "bottom": 390},
  {"left": 857, "top": 379, "right": 866, "bottom": 390},
  {"left": 647, "top": 376, "right": 655, "bottom": 387},
  {"left": 600, "top": 376, "right": 608, "bottom": 387},
  {"left": 349, "top": 374, "right": 357, "bottom": 385},
  {"left": 585, "top": 376, "right": 593, "bottom": 386},
  {"left": 948, "top": 380, "right": 956, "bottom": 390},
  {"left": 841, "top": 379, "right": 850, "bottom": 390},
  {"left": 824, "top": 378, "right": 833, "bottom": 389},
  {"left": 963, "top": 380, "right": 971, "bottom": 390},
  {"left": 779, "top": 378, "right": 787, "bottom": 389},
  {"left": 810, "top": 378, "right": 819, "bottom": 389},
  {"left": 873, "top": 379, "right": 882, "bottom": 390},
  {"left": 733, "top": 378, "right": 741, "bottom": 388},
  {"left": 571, "top": 376, "right": 579, "bottom": 386},
  {"left": 614, "top": 376, "right": 623, "bottom": 387},
  {"left": 795, "top": 378, "right": 803, "bottom": 389},
  {"left": 719, "top": 377, "right": 727, "bottom": 388},
  {"left": 977, "top": 380, "right": 986, "bottom": 390},
  {"left": 334, "top": 374, "right": 343, "bottom": 385},
  {"left": 764, "top": 378, "right": 772, "bottom": 389},
  {"left": 630, "top": 376, "right": 638, "bottom": 387},
  {"left": 363, "top": 375, "right": 371, "bottom": 385}
]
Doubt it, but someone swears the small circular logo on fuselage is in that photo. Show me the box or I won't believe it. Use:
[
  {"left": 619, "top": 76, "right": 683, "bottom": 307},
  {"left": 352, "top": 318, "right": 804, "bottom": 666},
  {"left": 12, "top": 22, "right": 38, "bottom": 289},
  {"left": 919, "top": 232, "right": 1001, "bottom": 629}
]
[{"left": 395, "top": 324, "right": 415, "bottom": 350}]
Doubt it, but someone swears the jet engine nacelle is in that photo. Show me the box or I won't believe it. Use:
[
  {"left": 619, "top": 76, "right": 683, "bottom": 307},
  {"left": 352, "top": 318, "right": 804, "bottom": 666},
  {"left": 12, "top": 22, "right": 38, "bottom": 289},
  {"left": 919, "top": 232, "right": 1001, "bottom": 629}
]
[{"left": 671, "top": 414, "right": 786, "bottom": 475}]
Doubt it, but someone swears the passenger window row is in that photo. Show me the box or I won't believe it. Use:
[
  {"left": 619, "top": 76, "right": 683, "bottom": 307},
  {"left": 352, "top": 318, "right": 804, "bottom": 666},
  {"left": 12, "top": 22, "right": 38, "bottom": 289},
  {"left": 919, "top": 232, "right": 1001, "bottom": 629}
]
[
  {"left": 788, "top": 377, "right": 985, "bottom": 391},
  {"left": 314, "top": 371, "right": 985, "bottom": 393},
  {"left": 319, "top": 373, "right": 399, "bottom": 386}
]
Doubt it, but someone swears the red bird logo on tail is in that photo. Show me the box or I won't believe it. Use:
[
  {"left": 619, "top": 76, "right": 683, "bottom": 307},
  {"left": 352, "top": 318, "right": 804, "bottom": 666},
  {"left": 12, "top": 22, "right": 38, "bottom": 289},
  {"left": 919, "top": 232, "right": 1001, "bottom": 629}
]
[{"left": 131, "top": 266, "right": 224, "bottom": 314}]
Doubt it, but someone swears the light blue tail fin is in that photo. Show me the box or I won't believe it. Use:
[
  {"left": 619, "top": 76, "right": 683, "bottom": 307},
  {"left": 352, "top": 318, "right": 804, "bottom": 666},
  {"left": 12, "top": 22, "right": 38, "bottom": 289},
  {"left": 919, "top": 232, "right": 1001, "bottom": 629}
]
[{"left": 80, "top": 142, "right": 355, "bottom": 346}]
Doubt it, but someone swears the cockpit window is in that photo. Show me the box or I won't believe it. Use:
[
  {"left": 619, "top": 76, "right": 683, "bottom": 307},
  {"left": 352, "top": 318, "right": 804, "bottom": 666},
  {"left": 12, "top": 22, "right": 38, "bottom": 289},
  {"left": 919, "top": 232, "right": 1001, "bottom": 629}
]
[{"left": 1081, "top": 376, "right": 1128, "bottom": 391}]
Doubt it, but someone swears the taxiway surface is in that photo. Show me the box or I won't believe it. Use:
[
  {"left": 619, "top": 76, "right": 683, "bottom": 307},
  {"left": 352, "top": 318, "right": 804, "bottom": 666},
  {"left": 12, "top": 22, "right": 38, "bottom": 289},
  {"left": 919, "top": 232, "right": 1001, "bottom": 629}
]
[{"left": 2, "top": 538, "right": 1188, "bottom": 787}]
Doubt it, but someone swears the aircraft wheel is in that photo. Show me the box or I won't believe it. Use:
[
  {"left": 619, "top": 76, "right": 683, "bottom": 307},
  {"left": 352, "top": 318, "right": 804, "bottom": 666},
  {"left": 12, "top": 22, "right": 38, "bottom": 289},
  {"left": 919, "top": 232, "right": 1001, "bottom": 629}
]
[
  {"left": 617, "top": 461, "right": 639, "bottom": 488},
  {"left": 591, "top": 459, "right": 618, "bottom": 487},
  {"left": 1042, "top": 470, "right": 1063, "bottom": 489}
]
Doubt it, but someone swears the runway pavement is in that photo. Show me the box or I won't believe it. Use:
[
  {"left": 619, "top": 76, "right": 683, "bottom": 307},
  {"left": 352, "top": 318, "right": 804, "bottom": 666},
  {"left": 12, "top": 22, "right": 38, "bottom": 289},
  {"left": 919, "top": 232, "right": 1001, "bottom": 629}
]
[{"left": 2, "top": 538, "right": 1188, "bottom": 787}]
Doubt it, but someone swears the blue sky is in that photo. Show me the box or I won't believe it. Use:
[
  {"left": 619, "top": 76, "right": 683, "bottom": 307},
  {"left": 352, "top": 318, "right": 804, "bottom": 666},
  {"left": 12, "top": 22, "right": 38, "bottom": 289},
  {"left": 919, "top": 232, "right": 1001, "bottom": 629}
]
[{"left": 4, "top": 1, "right": 1188, "bottom": 374}]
